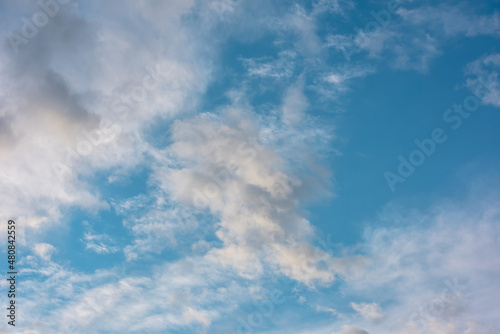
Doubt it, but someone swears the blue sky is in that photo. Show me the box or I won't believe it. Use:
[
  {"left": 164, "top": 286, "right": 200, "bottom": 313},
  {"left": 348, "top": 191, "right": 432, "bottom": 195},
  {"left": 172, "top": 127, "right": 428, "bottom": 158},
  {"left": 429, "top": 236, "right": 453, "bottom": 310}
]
[{"left": 1, "top": 0, "right": 500, "bottom": 333}]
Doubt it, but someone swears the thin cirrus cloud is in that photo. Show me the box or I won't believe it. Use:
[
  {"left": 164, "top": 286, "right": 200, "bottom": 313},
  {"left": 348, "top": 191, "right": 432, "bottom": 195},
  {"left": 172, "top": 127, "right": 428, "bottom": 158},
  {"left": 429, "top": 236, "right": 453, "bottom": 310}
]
[
  {"left": 464, "top": 53, "right": 500, "bottom": 107},
  {"left": 261, "top": 188, "right": 500, "bottom": 334},
  {"left": 154, "top": 103, "right": 342, "bottom": 284},
  {"left": 0, "top": 0, "right": 210, "bottom": 229}
]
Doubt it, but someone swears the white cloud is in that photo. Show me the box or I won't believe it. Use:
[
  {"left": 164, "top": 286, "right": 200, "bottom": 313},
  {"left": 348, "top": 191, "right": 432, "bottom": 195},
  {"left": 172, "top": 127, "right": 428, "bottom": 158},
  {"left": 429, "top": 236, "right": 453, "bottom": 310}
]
[
  {"left": 323, "top": 65, "right": 375, "bottom": 94},
  {"left": 282, "top": 77, "right": 308, "bottom": 125},
  {"left": 3, "top": 1, "right": 500, "bottom": 334},
  {"left": 389, "top": 4, "right": 500, "bottom": 71},
  {"left": 332, "top": 325, "right": 369, "bottom": 334},
  {"left": 464, "top": 53, "right": 500, "bottom": 107},
  {"left": 312, "top": 0, "right": 354, "bottom": 16},
  {"left": 271, "top": 0, "right": 353, "bottom": 58},
  {"left": 241, "top": 50, "right": 297, "bottom": 79},
  {"left": 20, "top": 255, "right": 260, "bottom": 333},
  {"left": 0, "top": 0, "right": 211, "bottom": 238},
  {"left": 326, "top": 3, "right": 500, "bottom": 73},
  {"left": 119, "top": 194, "right": 200, "bottom": 261},
  {"left": 33, "top": 243, "right": 57, "bottom": 261},
  {"left": 282, "top": 4, "right": 324, "bottom": 57},
  {"left": 350, "top": 302, "right": 385, "bottom": 322},
  {"left": 348, "top": 25, "right": 442, "bottom": 73},
  {"left": 334, "top": 191, "right": 500, "bottom": 334},
  {"left": 82, "top": 231, "right": 119, "bottom": 255},
  {"left": 252, "top": 183, "right": 500, "bottom": 334},
  {"left": 155, "top": 105, "right": 340, "bottom": 285},
  {"left": 398, "top": 5, "right": 500, "bottom": 38}
]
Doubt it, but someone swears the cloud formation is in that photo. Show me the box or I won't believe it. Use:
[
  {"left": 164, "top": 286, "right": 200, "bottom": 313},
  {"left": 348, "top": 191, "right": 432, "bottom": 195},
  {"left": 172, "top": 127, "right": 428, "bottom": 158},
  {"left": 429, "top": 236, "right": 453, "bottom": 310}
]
[{"left": 1, "top": 0, "right": 499, "bottom": 333}]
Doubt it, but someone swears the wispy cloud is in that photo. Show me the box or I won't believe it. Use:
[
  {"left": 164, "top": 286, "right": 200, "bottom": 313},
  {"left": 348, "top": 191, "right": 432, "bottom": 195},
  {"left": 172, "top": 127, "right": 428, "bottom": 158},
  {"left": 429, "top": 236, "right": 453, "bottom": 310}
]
[
  {"left": 464, "top": 53, "right": 500, "bottom": 107},
  {"left": 241, "top": 50, "right": 297, "bottom": 79},
  {"left": 398, "top": 4, "right": 500, "bottom": 38}
]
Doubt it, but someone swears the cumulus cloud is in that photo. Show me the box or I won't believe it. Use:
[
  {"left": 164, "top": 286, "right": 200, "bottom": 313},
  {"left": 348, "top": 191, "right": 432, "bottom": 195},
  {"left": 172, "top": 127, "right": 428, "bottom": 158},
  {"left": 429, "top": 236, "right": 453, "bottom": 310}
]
[{"left": 332, "top": 192, "right": 500, "bottom": 334}]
